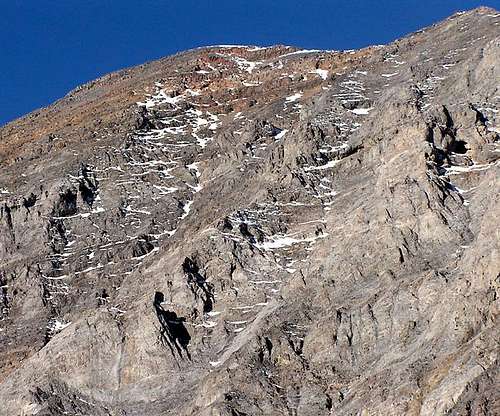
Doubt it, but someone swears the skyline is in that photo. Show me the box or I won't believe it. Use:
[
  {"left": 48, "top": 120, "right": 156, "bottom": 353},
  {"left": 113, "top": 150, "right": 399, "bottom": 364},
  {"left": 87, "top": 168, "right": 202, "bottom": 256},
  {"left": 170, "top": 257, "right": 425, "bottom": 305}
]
[{"left": 1, "top": 0, "right": 499, "bottom": 126}]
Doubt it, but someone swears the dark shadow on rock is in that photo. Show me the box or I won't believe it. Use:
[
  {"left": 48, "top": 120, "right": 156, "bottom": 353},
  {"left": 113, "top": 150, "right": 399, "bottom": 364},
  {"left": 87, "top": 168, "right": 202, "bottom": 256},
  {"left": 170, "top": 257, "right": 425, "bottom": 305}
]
[
  {"left": 78, "top": 164, "right": 99, "bottom": 207},
  {"left": 182, "top": 257, "right": 214, "bottom": 313},
  {"left": 153, "top": 291, "right": 191, "bottom": 360},
  {"left": 54, "top": 188, "right": 78, "bottom": 217}
]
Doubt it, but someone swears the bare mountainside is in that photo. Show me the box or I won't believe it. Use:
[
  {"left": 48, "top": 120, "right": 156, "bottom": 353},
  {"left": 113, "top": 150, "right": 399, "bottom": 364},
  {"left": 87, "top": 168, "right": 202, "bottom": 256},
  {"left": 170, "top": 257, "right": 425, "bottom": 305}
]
[{"left": 0, "top": 7, "right": 499, "bottom": 416}]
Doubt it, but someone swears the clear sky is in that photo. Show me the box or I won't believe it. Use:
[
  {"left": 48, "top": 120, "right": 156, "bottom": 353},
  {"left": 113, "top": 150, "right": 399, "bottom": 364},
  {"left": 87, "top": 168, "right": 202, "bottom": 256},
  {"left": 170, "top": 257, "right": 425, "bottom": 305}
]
[{"left": 1, "top": 0, "right": 499, "bottom": 126}]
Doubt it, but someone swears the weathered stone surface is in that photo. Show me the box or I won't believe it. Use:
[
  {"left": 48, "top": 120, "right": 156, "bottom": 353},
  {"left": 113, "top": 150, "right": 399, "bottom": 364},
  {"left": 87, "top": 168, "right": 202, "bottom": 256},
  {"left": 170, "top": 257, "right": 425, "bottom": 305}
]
[{"left": 0, "top": 7, "right": 498, "bottom": 416}]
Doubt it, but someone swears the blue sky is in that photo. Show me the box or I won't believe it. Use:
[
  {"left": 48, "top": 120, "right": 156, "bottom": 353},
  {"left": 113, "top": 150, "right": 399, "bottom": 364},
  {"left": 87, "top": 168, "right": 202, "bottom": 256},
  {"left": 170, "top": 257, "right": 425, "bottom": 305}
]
[{"left": 1, "top": 0, "right": 499, "bottom": 126}]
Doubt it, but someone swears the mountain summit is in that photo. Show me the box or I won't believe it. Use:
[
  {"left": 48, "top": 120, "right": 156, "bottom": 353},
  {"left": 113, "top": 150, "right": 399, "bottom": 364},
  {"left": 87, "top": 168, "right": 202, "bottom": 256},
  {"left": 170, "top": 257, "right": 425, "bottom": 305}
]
[{"left": 0, "top": 7, "right": 499, "bottom": 416}]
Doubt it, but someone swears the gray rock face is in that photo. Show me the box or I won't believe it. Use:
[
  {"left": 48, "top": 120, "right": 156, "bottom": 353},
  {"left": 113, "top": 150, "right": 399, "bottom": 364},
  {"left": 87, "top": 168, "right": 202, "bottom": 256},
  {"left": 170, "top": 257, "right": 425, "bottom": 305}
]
[{"left": 0, "top": 7, "right": 499, "bottom": 416}]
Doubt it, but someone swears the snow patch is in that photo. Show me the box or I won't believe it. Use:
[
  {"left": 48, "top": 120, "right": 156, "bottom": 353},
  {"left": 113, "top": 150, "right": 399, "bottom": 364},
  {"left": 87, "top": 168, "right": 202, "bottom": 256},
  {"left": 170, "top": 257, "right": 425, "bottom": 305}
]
[
  {"left": 381, "top": 72, "right": 399, "bottom": 78},
  {"left": 303, "top": 160, "right": 340, "bottom": 171},
  {"left": 180, "top": 201, "right": 194, "bottom": 219},
  {"left": 285, "top": 93, "right": 303, "bottom": 103},
  {"left": 254, "top": 232, "right": 328, "bottom": 251},
  {"left": 350, "top": 108, "right": 372, "bottom": 115},
  {"left": 275, "top": 129, "right": 288, "bottom": 140},
  {"left": 310, "top": 69, "right": 329, "bottom": 80}
]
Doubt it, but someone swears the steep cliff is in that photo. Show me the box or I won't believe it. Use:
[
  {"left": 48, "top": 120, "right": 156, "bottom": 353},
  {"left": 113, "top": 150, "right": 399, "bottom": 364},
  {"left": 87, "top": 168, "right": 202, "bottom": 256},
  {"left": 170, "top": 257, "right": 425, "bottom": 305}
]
[{"left": 0, "top": 7, "right": 498, "bottom": 416}]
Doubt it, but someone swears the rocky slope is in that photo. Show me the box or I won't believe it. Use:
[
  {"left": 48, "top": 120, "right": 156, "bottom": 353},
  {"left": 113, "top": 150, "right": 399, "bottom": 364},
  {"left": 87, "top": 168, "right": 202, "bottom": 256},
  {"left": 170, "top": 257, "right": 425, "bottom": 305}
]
[{"left": 0, "top": 7, "right": 499, "bottom": 416}]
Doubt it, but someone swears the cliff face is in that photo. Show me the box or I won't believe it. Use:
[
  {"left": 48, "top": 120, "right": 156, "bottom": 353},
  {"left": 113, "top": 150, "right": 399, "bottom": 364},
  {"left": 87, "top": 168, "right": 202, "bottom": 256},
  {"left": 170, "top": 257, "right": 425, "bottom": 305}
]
[{"left": 0, "top": 7, "right": 498, "bottom": 416}]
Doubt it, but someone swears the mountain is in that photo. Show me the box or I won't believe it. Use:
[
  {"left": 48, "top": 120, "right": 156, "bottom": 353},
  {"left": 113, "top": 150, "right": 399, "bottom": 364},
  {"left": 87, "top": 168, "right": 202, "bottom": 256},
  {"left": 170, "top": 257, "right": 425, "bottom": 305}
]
[{"left": 0, "top": 7, "right": 499, "bottom": 416}]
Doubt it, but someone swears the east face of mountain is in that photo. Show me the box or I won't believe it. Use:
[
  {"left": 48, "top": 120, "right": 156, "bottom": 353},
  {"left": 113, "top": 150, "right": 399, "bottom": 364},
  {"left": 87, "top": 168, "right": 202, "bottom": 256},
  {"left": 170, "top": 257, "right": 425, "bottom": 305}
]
[{"left": 0, "top": 7, "right": 498, "bottom": 416}]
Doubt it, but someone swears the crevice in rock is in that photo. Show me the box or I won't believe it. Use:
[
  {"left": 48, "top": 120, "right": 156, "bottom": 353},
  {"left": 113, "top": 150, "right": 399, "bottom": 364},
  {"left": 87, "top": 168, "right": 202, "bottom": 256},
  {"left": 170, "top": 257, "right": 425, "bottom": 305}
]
[
  {"left": 132, "top": 234, "right": 155, "bottom": 258},
  {"left": 23, "top": 193, "right": 37, "bottom": 210},
  {"left": 0, "top": 272, "right": 10, "bottom": 320},
  {"left": 53, "top": 188, "right": 78, "bottom": 217},
  {"left": 78, "top": 164, "right": 99, "bottom": 207},
  {"left": 182, "top": 257, "right": 215, "bottom": 313},
  {"left": 1, "top": 204, "right": 16, "bottom": 244}
]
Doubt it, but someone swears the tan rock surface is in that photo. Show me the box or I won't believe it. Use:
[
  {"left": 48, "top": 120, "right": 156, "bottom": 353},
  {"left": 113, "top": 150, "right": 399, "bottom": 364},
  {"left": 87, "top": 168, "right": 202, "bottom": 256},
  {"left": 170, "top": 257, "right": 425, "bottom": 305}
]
[{"left": 0, "top": 7, "right": 498, "bottom": 416}]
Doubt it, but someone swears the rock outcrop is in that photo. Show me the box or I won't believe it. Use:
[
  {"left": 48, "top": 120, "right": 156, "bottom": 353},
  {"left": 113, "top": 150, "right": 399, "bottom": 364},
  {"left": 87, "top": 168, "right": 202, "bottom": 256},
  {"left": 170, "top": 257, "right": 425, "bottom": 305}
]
[{"left": 0, "top": 7, "right": 498, "bottom": 416}]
